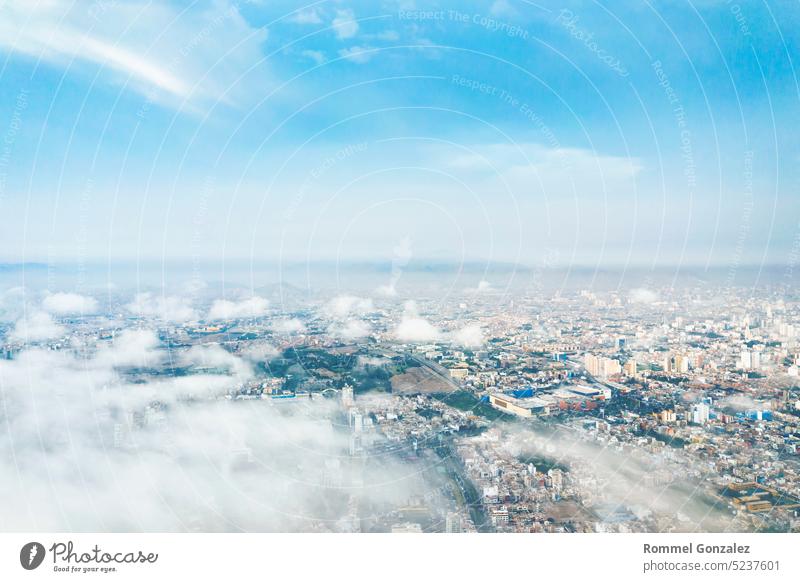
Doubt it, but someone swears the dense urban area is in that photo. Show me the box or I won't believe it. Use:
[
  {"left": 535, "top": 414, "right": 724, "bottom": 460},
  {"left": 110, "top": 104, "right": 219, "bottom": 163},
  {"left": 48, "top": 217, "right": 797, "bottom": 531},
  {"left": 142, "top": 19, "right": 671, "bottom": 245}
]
[{"left": 2, "top": 280, "right": 800, "bottom": 533}]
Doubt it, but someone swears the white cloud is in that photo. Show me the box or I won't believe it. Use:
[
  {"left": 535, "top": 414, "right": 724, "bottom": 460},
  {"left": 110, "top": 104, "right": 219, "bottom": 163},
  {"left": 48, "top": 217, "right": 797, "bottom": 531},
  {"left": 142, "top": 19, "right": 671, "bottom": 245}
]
[
  {"left": 9, "top": 311, "right": 65, "bottom": 342},
  {"left": 0, "top": 286, "right": 28, "bottom": 322},
  {"left": 444, "top": 143, "right": 641, "bottom": 199},
  {"left": 126, "top": 292, "right": 197, "bottom": 322},
  {"left": 181, "top": 344, "right": 253, "bottom": 380},
  {"left": 466, "top": 280, "right": 493, "bottom": 294},
  {"left": 338, "top": 46, "right": 374, "bottom": 64},
  {"left": 394, "top": 301, "right": 440, "bottom": 342},
  {"left": 490, "top": 0, "right": 516, "bottom": 17},
  {"left": 301, "top": 49, "right": 326, "bottom": 64},
  {"left": 395, "top": 317, "right": 440, "bottom": 342},
  {"left": 0, "top": 335, "right": 441, "bottom": 531},
  {"left": 207, "top": 296, "right": 269, "bottom": 320},
  {"left": 332, "top": 8, "right": 359, "bottom": 40},
  {"left": 369, "top": 30, "right": 400, "bottom": 42},
  {"left": 452, "top": 324, "right": 484, "bottom": 348},
  {"left": 376, "top": 285, "right": 398, "bottom": 297},
  {"left": 290, "top": 8, "right": 323, "bottom": 25},
  {"left": 240, "top": 342, "right": 280, "bottom": 362},
  {"left": 270, "top": 318, "right": 305, "bottom": 333},
  {"left": 0, "top": 1, "right": 269, "bottom": 108},
  {"left": 42, "top": 292, "right": 98, "bottom": 315},
  {"left": 719, "top": 395, "right": 762, "bottom": 411},
  {"left": 329, "top": 319, "right": 371, "bottom": 340},
  {"left": 504, "top": 427, "right": 733, "bottom": 530},
  {"left": 94, "top": 328, "right": 163, "bottom": 369},
  {"left": 629, "top": 288, "right": 659, "bottom": 304},
  {"left": 324, "top": 295, "right": 374, "bottom": 318}
]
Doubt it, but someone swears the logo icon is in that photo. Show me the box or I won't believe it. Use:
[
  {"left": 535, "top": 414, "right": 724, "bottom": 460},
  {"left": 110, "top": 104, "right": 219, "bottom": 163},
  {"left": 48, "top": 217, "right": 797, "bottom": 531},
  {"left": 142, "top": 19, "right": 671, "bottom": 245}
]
[{"left": 20, "top": 542, "right": 46, "bottom": 570}]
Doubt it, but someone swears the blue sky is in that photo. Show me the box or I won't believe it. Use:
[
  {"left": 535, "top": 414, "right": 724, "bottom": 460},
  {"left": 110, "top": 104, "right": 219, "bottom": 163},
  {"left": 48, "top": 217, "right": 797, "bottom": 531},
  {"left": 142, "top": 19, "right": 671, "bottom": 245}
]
[{"left": 0, "top": 0, "right": 798, "bottom": 269}]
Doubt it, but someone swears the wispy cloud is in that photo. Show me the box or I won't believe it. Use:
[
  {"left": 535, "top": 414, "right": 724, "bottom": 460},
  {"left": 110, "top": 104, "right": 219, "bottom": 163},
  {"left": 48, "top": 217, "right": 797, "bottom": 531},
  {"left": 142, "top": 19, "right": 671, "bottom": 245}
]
[
  {"left": 394, "top": 300, "right": 441, "bottom": 342},
  {"left": 301, "top": 49, "right": 326, "bottom": 64},
  {"left": 0, "top": 1, "right": 268, "bottom": 108},
  {"left": 338, "top": 45, "right": 375, "bottom": 64},
  {"left": 444, "top": 143, "right": 642, "bottom": 197},
  {"left": 42, "top": 292, "right": 98, "bottom": 315},
  {"left": 9, "top": 311, "right": 65, "bottom": 342},
  {"left": 126, "top": 292, "right": 197, "bottom": 323},
  {"left": 332, "top": 8, "right": 359, "bottom": 40},
  {"left": 290, "top": 8, "right": 323, "bottom": 25},
  {"left": 0, "top": 330, "right": 438, "bottom": 530},
  {"left": 207, "top": 296, "right": 269, "bottom": 320}
]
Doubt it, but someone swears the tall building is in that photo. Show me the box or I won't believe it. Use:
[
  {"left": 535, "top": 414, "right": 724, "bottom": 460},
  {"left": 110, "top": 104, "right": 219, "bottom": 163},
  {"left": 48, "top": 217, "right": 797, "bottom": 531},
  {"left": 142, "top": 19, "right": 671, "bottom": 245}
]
[
  {"left": 584, "top": 354, "right": 600, "bottom": 376},
  {"left": 341, "top": 384, "right": 355, "bottom": 407},
  {"left": 548, "top": 468, "right": 564, "bottom": 492},
  {"left": 674, "top": 354, "right": 689, "bottom": 374},
  {"left": 349, "top": 409, "right": 363, "bottom": 432},
  {"left": 584, "top": 353, "right": 621, "bottom": 378},
  {"left": 664, "top": 353, "right": 689, "bottom": 374},
  {"left": 740, "top": 349, "right": 752, "bottom": 370},
  {"left": 445, "top": 512, "right": 463, "bottom": 533},
  {"left": 623, "top": 358, "right": 638, "bottom": 377},
  {"left": 738, "top": 348, "right": 762, "bottom": 371},
  {"left": 691, "top": 403, "right": 710, "bottom": 425}
]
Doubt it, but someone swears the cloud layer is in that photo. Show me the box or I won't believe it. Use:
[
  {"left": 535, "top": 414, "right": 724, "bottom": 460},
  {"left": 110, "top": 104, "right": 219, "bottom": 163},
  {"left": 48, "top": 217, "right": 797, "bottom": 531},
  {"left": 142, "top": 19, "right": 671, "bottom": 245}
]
[{"left": 0, "top": 329, "right": 436, "bottom": 531}]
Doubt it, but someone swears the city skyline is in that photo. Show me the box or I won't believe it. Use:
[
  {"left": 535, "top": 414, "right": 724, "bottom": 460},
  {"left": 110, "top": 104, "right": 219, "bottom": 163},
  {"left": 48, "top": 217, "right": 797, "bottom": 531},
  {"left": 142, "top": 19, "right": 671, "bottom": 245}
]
[{"left": 2, "top": 280, "right": 800, "bottom": 533}]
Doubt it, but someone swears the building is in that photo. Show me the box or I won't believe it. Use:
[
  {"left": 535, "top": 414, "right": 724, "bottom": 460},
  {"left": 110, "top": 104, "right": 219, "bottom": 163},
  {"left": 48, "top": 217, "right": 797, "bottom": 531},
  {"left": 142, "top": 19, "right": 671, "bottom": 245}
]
[
  {"left": 663, "top": 354, "right": 689, "bottom": 374},
  {"left": 489, "top": 506, "right": 509, "bottom": 527},
  {"left": 488, "top": 393, "right": 549, "bottom": 418},
  {"left": 445, "top": 512, "right": 463, "bottom": 533},
  {"left": 584, "top": 354, "right": 622, "bottom": 378},
  {"left": 565, "top": 384, "right": 605, "bottom": 400},
  {"left": 341, "top": 384, "right": 354, "bottom": 407},
  {"left": 691, "top": 402, "right": 710, "bottom": 425},
  {"left": 740, "top": 349, "right": 752, "bottom": 370},
  {"left": 739, "top": 349, "right": 761, "bottom": 371},
  {"left": 659, "top": 410, "right": 676, "bottom": 423}
]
